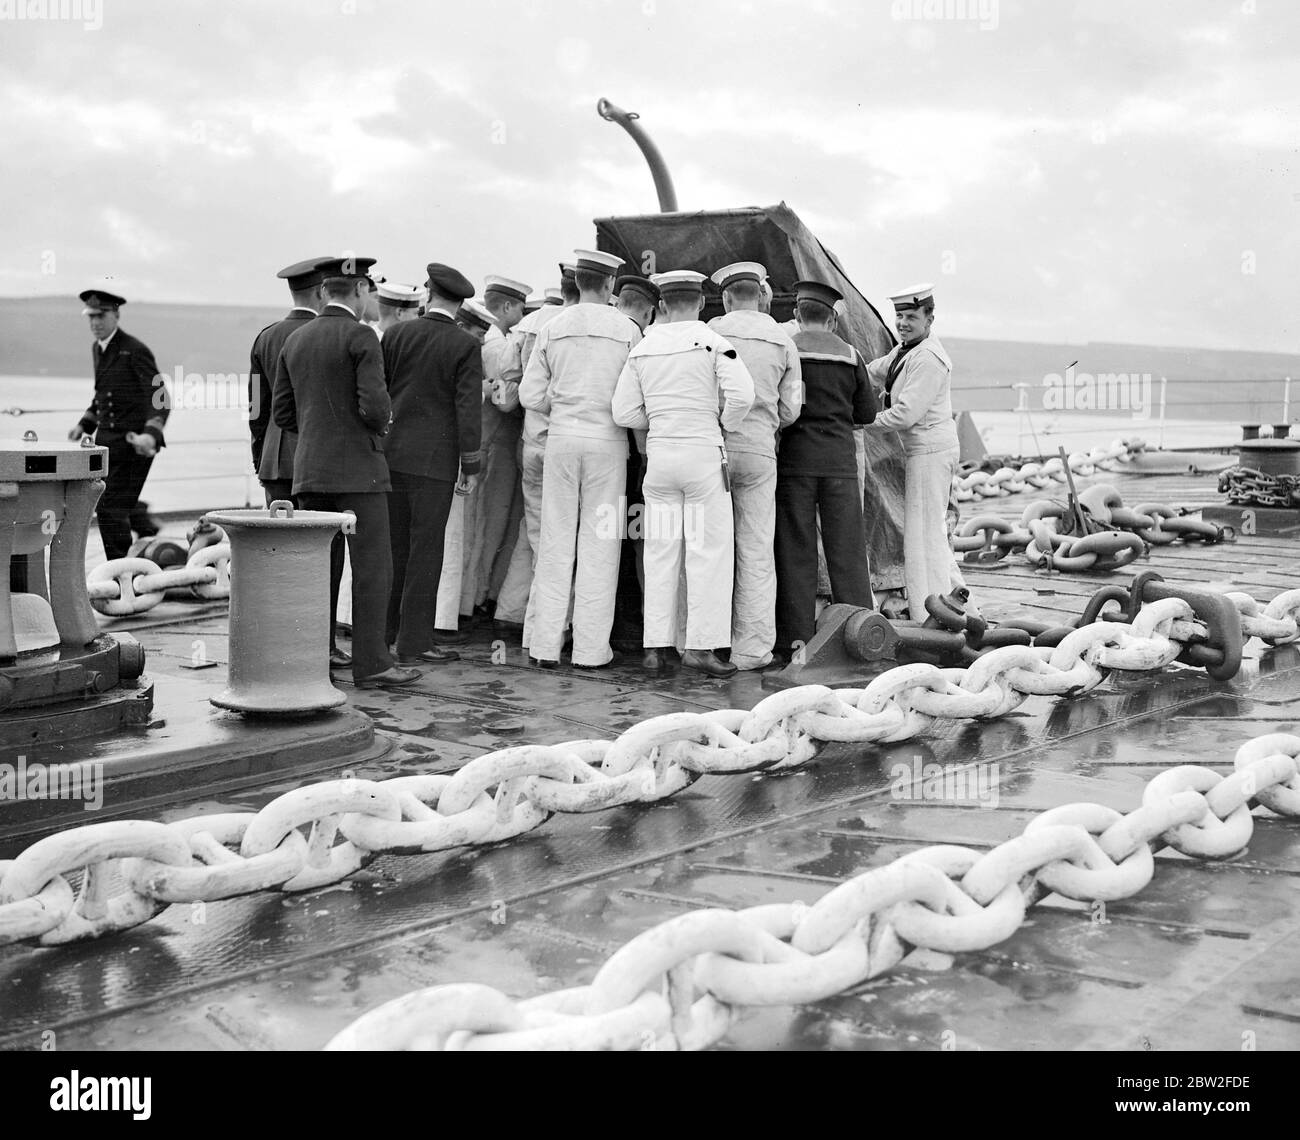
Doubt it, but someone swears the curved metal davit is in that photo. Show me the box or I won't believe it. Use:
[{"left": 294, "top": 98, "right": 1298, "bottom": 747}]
[{"left": 596, "top": 97, "right": 679, "bottom": 213}]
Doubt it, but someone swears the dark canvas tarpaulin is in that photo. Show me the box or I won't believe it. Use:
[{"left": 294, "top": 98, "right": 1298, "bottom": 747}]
[{"left": 594, "top": 203, "right": 907, "bottom": 592}]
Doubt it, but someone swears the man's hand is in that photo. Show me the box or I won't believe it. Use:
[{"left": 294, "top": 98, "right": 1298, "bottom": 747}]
[
  {"left": 455, "top": 471, "right": 479, "bottom": 497},
  {"left": 67, "top": 425, "right": 85, "bottom": 442},
  {"left": 493, "top": 380, "right": 520, "bottom": 411},
  {"left": 125, "top": 431, "right": 158, "bottom": 458}
]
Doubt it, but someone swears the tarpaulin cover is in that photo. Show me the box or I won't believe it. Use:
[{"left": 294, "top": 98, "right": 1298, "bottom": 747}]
[{"left": 594, "top": 203, "right": 906, "bottom": 591}]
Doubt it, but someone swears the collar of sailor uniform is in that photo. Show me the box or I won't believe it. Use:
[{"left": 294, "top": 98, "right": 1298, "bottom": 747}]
[
  {"left": 289, "top": 306, "right": 317, "bottom": 317},
  {"left": 425, "top": 309, "right": 454, "bottom": 321},
  {"left": 324, "top": 301, "right": 358, "bottom": 319}
]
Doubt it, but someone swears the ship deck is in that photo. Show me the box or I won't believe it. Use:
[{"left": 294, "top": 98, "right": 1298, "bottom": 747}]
[{"left": 2, "top": 465, "right": 1298, "bottom": 1051}]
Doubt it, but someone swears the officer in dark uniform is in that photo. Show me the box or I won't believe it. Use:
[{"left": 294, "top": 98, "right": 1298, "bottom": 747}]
[
  {"left": 272, "top": 256, "right": 418, "bottom": 690},
  {"left": 381, "top": 262, "right": 483, "bottom": 664},
  {"left": 69, "top": 289, "right": 170, "bottom": 561},
  {"left": 247, "top": 257, "right": 349, "bottom": 669},
  {"left": 250, "top": 256, "right": 329, "bottom": 505}
]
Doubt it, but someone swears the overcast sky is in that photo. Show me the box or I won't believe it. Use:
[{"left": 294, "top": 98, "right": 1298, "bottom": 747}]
[{"left": 1, "top": 0, "right": 1296, "bottom": 351}]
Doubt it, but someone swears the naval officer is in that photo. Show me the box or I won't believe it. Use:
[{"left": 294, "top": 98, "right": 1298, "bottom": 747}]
[
  {"left": 612, "top": 269, "right": 754, "bottom": 677},
  {"left": 519, "top": 248, "right": 638, "bottom": 668},
  {"left": 708, "top": 262, "right": 802, "bottom": 670},
  {"left": 775, "top": 280, "right": 876, "bottom": 659},
  {"left": 70, "top": 289, "right": 170, "bottom": 561},
  {"left": 382, "top": 263, "right": 483, "bottom": 665},
  {"left": 865, "top": 283, "right": 967, "bottom": 620},
  {"left": 272, "top": 256, "right": 418, "bottom": 689}
]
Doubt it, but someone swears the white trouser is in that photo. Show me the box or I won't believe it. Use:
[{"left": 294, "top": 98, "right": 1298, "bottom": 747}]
[
  {"left": 529, "top": 437, "right": 627, "bottom": 664},
  {"left": 462, "top": 408, "right": 522, "bottom": 613},
  {"left": 497, "top": 440, "right": 544, "bottom": 627},
  {"left": 727, "top": 450, "right": 777, "bottom": 669},
  {"left": 903, "top": 445, "right": 966, "bottom": 619},
  {"left": 643, "top": 442, "right": 734, "bottom": 651},
  {"left": 435, "top": 495, "right": 465, "bottom": 630}
]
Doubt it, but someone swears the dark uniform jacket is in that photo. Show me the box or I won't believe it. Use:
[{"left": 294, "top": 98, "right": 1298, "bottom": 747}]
[
  {"left": 779, "top": 329, "right": 876, "bottom": 477},
  {"left": 380, "top": 310, "right": 484, "bottom": 482},
  {"left": 77, "top": 328, "right": 169, "bottom": 446},
  {"left": 249, "top": 308, "right": 314, "bottom": 479},
  {"left": 271, "top": 304, "right": 391, "bottom": 494}
]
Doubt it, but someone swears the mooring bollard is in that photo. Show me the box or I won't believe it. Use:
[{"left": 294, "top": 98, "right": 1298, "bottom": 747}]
[{"left": 205, "top": 501, "right": 353, "bottom": 715}]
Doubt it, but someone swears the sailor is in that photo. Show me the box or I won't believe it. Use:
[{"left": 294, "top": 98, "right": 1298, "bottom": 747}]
[
  {"left": 519, "top": 249, "right": 639, "bottom": 667},
  {"left": 494, "top": 266, "right": 577, "bottom": 635},
  {"left": 865, "top": 283, "right": 967, "bottom": 619},
  {"left": 432, "top": 297, "right": 495, "bottom": 641},
  {"left": 460, "top": 274, "right": 531, "bottom": 624},
  {"left": 708, "top": 262, "right": 802, "bottom": 670},
  {"left": 614, "top": 275, "right": 659, "bottom": 333},
  {"left": 69, "top": 288, "right": 171, "bottom": 562},
  {"left": 774, "top": 280, "right": 876, "bottom": 659},
  {"left": 608, "top": 273, "right": 661, "bottom": 652},
  {"left": 375, "top": 281, "right": 424, "bottom": 337},
  {"left": 612, "top": 269, "right": 754, "bottom": 677},
  {"left": 272, "top": 256, "right": 419, "bottom": 689},
  {"left": 381, "top": 263, "right": 484, "bottom": 666}
]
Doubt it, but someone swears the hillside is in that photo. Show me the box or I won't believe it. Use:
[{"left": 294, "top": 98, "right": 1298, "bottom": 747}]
[{"left": 2, "top": 296, "right": 1296, "bottom": 422}]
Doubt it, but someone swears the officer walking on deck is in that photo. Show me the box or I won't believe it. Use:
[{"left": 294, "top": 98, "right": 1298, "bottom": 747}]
[
  {"left": 70, "top": 289, "right": 170, "bottom": 562},
  {"left": 272, "top": 256, "right": 418, "bottom": 689},
  {"left": 708, "top": 262, "right": 802, "bottom": 670},
  {"left": 865, "top": 283, "right": 967, "bottom": 620},
  {"left": 612, "top": 270, "right": 754, "bottom": 677}
]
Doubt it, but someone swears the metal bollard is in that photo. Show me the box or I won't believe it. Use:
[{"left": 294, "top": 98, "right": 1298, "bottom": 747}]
[{"left": 205, "top": 501, "right": 353, "bottom": 715}]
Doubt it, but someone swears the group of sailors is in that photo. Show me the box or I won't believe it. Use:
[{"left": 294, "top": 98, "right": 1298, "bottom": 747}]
[{"left": 75, "top": 253, "right": 967, "bottom": 689}]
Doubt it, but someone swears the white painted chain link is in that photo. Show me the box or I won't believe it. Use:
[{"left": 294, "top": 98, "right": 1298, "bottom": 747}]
[
  {"left": 324, "top": 729, "right": 1300, "bottom": 1050},
  {"left": 952, "top": 438, "right": 1144, "bottom": 502},
  {"left": 3, "top": 586, "right": 1300, "bottom": 1042},
  {"left": 87, "top": 542, "right": 232, "bottom": 615}
]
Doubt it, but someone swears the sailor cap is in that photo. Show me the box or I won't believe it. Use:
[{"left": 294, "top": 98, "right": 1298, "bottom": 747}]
[
  {"left": 377, "top": 281, "right": 424, "bottom": 308},
  {"left": 484, "top": 275, "right": 532, "bottom": 303},
  {"left": 318, "top": 256, "right": 378, "bottom": 282},
  {"left": 710, "top": 261, "right": 766, "bottom": 291},
  {"left": 559, "top": 261, "right": 577, "bottom": 280},
  {"left": 276, "top": 257, "right": 332, "bottom": 291},
  {"left": 889, "top": 283, "right": 935, "bottom": 308},
  {"left": 793, "top": 280, "right": 844, "bottom": 310},
  {"left": 458, "top": 298, "right": 495, "bottom": 331},
  {"left": 573, "top": 249, "right": 624, "bottom": 276},
  {"left": 543, "top": 287, "right": 564, "bottom": 304},
  {"left": 425, "top": 263, "right": 475, "bottom": 300},
  {"left": 615, "top": 275, "right": 660, "bottom": 304},
  {"left": 650, "top": 270, "right": 708, "bottom": 297}
]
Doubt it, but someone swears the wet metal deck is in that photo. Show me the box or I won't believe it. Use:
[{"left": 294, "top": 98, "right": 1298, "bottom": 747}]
[{"left": 1, "top": 466, "right": 1298, "bottom": 1050}]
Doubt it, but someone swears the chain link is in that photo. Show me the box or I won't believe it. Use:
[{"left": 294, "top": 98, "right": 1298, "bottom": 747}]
[
  {"left": 87, "top": 542, "right": 232, "bottom": 615},
  {"left": 953, "top": 439, "right": 1144, "bottom": 503},
  {"left": 1218, "top": 465, "right": 1300, "bottom": 509},
  {"left": 4, "top": 584, "right": 1300, "bottom": 1046}
]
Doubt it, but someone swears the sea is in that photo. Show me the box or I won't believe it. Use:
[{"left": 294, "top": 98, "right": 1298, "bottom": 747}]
[{"left": 0, "top": 375, "right": 1266, "bottom": 517}]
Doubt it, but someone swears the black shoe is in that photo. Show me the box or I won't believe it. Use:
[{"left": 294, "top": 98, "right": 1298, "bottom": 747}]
[
  {"left": 642, "top": 648, "right": 668, "bottom": 672},
  {"left": 529, "top": 656, "right": 558, "bottom": 670},
  {"left": 433, "top": 628, "right": 471, "bottom": 646},
  {"left": 329, "top": 648, "right": 353, "bottom": 669},
  {"left": 573, "top": 651, "right": 625, "bottom": 671},
  {"left": 681, "top": 649, "right": 738, "bottom": 678},
  {"left": 396, "top": 647, "right": 460, "bottom": 665},
  {"left": 354, "top": 666, "right": 421, "bottom": 689}
]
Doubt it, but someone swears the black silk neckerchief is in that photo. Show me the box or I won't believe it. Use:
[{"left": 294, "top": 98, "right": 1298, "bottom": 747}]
[{"left": 883, "top": 338, "right": 924, "bottom": 408}]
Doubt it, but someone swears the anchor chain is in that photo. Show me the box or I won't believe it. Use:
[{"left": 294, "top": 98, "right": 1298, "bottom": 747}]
[
  {"left": 1218, "top": 466, "right": 1300, "bottom": 509},
  {"left": 86, "top": 542, "right": 232, "bottom": 615},
  {"left": 952, "top": 438, "right": 1145, "bottom": 502},
  {"left": 1, "top": 583, "right": 1298, "bottom": 955},
  {"left": 323, "top": 729, "right": 1300, "bottom": 1050}
]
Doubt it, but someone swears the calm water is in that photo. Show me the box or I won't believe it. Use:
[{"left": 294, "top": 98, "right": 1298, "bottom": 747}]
[{"left": 0, "top": 375, "right": 1256, "bottom": 515}]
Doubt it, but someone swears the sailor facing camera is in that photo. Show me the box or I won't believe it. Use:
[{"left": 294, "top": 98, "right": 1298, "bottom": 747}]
[{"left": 865, "top": 283, "right": 968, "bottom": 621}]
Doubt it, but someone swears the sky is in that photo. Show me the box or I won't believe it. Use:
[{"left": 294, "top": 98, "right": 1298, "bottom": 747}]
[{"left": 0, "top": 0, "right": 1296, "bottom": 351}]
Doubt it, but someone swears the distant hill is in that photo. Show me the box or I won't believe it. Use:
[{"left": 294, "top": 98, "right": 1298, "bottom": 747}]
[{"left": 2, "top": 296, "right": 1297, "bottom": 422}]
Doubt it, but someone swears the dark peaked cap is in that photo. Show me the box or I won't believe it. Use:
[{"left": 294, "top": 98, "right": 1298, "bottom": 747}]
[
  {"left": 425, "top": 263, "right": 475, "bottom": 300},
  {"left": 277, "top": 256, "right": 333, "bottom": 291}
]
